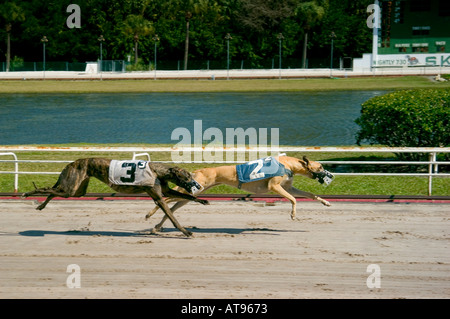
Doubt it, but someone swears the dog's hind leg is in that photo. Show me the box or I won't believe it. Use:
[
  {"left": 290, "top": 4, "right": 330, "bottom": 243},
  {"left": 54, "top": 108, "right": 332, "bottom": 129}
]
[
  {"left": 24, "top": 178, "right": 90, "bottom": 210},
  {"left": 36, "top": 194, "right": 56, "bottom": 210},
  {"left": 38, "top": 179, "right": 90, "bottom": 210},
  {"left": 22, "top": 185, "right": 53, "bottom": 198},
  {"left": 22, "top": 186, "right": 70, "bottom": 210},
  {"left": 34, "top": 188, "right": 71, "bottom": 210}
]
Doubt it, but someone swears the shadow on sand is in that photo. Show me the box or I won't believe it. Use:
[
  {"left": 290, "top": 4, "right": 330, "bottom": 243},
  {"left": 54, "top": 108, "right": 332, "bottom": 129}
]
[{"left": 17, "top": 227, "right": 306, "bottom": 238}]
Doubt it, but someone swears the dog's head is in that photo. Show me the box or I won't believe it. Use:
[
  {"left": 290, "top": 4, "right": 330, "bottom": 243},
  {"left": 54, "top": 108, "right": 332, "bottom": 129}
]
[
  {"left": 299, "top": 156, "right": 334, "bottom": 185},
  {"left": 169, "top": 167, "right": 202, "bottom": 194}
]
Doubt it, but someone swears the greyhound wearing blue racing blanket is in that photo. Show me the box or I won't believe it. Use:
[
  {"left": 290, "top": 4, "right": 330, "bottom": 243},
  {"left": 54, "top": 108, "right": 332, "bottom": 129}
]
[{"left": 145, "top": 155, "right": 333, "bottom": 232}]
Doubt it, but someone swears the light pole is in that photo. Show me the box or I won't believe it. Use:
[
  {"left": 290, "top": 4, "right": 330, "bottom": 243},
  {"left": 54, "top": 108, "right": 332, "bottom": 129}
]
[
  {"left": 153, "top": 34, "right": 159, "bottom": 80},
  {"left": 98, "top": 35, "right": 105, "bottom": 80},
  {"left": 225, "top": 33, "right": 232, "bottom": 80},
  {"left": 41, "top": 36, "right": 48, "bottom": 80},
  {"left": 329, "top": 31, "right": 336, "bottom": 78},
  {"left": 277, "top": 33, "right": 284, "bottom": 79}
]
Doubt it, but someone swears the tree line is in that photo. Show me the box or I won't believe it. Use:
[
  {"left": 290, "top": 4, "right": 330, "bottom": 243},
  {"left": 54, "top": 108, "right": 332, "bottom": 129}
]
[{"left": 0, "top": 0, "right": 373, "bottom": 70}]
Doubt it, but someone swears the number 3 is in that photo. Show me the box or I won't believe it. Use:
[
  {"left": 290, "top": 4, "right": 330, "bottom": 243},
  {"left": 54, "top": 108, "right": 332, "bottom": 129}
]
[{"left": 120, "top": 162, "right": 136, "bottom": 183}]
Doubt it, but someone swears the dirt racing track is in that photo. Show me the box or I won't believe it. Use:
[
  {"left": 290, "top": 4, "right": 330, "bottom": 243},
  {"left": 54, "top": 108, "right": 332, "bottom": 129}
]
[{"left": 0, "top": 198, "right": 449, "bottom": 299}]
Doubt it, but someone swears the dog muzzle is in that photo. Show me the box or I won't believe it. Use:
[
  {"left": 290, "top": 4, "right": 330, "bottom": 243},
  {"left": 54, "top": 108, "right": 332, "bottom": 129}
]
[
  {"left": 180, "top": 179, "right": 204, "bottom": 195},
  {"left": 312, "top": 170, "right": 334, "bottom": 186}
]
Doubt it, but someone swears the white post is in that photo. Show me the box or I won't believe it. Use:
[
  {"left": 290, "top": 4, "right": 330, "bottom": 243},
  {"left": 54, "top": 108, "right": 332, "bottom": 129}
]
[
  {"left": 428, "top": 153, "right": 436, "bottom": 196},
  {"left": 371, "top": 0, "right": 380, "bottom": 70}
]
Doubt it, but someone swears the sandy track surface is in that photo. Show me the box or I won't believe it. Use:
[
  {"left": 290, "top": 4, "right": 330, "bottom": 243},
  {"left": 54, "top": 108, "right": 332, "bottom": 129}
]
[{"left": 0, "top": 199, "right": 449, "bottom": 299}]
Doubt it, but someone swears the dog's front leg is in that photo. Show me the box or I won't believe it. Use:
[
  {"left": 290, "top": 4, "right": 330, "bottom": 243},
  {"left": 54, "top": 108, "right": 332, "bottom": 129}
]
[
  {"left": 145, "top": 197, "right": 179, "bottom": 220},
  {"left": 162, "top": 188, "right": 209, "bottom": 205},
  {"left": 147, "top": 189, "right": 192, "bottom": 237},
  {"left": 145, "top": 205, "right": 160, "bottom": 220},
  {"left": 269, "top": 183, "right": 298, "bottom": 220},
  {"left": 147, "top": 186, "right": 209, "bottom": 220},
  {"left": 287, "top": 186, "right": 331, "bottom": 207},
  {"left": 151, "top": 200, "right": 192, "bottom": 232},
  {"left": 154, "top": 199, "right": 192, "bottom": 237}
]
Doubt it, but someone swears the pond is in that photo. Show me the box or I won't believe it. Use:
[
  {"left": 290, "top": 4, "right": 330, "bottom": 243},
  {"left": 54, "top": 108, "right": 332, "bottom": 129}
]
[{"left": 0, "top": 91, "right": 387, "bottom": 146}]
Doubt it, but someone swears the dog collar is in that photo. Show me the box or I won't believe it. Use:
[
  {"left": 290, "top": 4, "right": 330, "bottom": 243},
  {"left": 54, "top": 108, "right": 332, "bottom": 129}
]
[{"left": 285, "top": 169, "right": 293, "bottom": 178}]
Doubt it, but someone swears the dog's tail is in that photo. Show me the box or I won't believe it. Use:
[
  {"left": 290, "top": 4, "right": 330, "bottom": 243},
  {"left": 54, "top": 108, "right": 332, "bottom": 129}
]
[{"left": 21, "top": 182, "right": 39, "bottom": 199}]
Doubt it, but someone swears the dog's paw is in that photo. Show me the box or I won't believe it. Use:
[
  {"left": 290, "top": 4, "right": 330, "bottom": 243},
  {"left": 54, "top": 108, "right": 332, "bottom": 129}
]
[
  {"left": 321, "top": 200, "right": 331, "bottom": 207},
  {"left": 36, "top": 203, "right": 46, "bottom": 210},
  {"left": 21, "top": 193, "right": 28, "bottom": 199},
  {"left": 197, "top": 199, "right": 210, "bottom": 205}
]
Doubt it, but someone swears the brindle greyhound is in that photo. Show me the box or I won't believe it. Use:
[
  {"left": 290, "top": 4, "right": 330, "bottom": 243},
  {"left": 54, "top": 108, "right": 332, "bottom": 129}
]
[
  {"left": 21, "top": 158, "right": 209, "bottom": 237},
  {"left": 146, "top": 155, "right": 333, "bottom": 232}
]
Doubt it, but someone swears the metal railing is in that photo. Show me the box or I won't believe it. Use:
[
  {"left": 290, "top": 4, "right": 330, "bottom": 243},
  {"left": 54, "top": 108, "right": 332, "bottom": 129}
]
[
  {"left": 0, "top": 60, "right": 126, "bottom": 73},
  {"left": 0, "top": 152, "right": 19, "bottom": 192},
  {"left": 0, "top": 146, "right": 449, "bottom": 196}
]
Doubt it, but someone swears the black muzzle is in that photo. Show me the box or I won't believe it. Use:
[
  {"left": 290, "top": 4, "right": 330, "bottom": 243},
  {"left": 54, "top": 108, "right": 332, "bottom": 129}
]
[
  {"left": 312, "top": 170, "right": 334, "bottom": 185},
  {"left": 180, "top": 179, "right": 204, "bottom": 194}
]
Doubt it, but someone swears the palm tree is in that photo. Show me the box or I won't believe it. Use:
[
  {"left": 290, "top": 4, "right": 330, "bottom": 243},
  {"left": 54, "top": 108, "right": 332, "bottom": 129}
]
[
  {"left": 183, "top": 9, "right": 193, "bottom": 70},
  {"left": 123, "top": 14, "right": 153, "bottom": 65},
  {"left": 180, "top": 0, "right": 216, "bottom": 70},
  {"left": 0, "top": 1, "right": 25, "bottom": 72},
  {"left": 295, "top": 0, "right": 326, "bottom": 69}
]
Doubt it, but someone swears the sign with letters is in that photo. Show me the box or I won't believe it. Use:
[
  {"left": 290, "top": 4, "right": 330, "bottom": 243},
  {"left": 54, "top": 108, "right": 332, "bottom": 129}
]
[{"left": 374, "top": 53, "right": 450, "bottom": 67}]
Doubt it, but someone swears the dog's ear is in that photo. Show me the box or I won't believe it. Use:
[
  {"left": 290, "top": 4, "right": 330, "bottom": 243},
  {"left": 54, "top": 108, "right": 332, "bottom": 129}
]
[
  {"left": 299, "top": 156, "right": 310, "bottom": 168},
  {"left": 302, "top": 156, "right": 310, "bottom": 165},
  {"left": 169, "top": 167, "right": 190, "bottom": 180},
  {"left": 169, "top": 167, "right": 181, "bottom": 175}
]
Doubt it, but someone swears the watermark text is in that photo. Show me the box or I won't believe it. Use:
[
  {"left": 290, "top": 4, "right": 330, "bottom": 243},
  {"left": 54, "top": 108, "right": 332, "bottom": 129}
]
[
  {"left": 66, "top": 264, "right": 81, "bottom": 288},
  {"left": 171, "top": 120, "right": 280, "bottom": 163},
  {"left": 366, "top": 264, "right": 381, "bottom": 289},
  {"left": 66, "top": 4, "right": 81, "bottom": 29}
]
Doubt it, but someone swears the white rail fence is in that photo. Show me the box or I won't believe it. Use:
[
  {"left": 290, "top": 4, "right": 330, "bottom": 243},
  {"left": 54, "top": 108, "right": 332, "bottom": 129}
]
[{"left": 0, "top": 146, "right": 449, "bottom": 196}]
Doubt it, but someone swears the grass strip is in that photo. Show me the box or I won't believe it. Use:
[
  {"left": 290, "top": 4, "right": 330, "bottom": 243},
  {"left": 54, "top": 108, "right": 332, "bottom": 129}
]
[{"left": 0, "top": 76, "right": 449, "bottom": 94}]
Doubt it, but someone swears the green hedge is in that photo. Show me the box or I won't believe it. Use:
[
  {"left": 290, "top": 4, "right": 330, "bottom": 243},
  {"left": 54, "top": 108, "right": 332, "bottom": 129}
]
[{"left": 355, "top": 89, "right": 450, "bottom": 160}]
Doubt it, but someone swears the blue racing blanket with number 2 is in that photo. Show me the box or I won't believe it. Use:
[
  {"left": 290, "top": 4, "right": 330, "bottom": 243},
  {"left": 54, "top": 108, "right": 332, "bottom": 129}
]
[
  {"left": 108, "top": 160, "right": 156, "bottom": 187},
  {"left": 236, "top": 157, "right": 291, "bottom": 186}
]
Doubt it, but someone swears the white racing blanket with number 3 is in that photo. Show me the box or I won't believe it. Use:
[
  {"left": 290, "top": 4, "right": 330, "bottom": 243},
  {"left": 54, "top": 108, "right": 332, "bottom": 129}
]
[{"left": 108, "top": 160, "right": 156, "bottom": 187}]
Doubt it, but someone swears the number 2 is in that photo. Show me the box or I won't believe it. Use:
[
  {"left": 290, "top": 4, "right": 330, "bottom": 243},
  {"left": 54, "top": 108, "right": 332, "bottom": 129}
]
[{"left": 249, "top": 159, "right": 264, "bottom": 180}]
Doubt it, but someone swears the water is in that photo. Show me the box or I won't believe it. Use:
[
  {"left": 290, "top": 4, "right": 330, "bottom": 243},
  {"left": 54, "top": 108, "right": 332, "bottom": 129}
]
[{"left": 0, "top": 91, "right": 387, "bottom": 146}]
